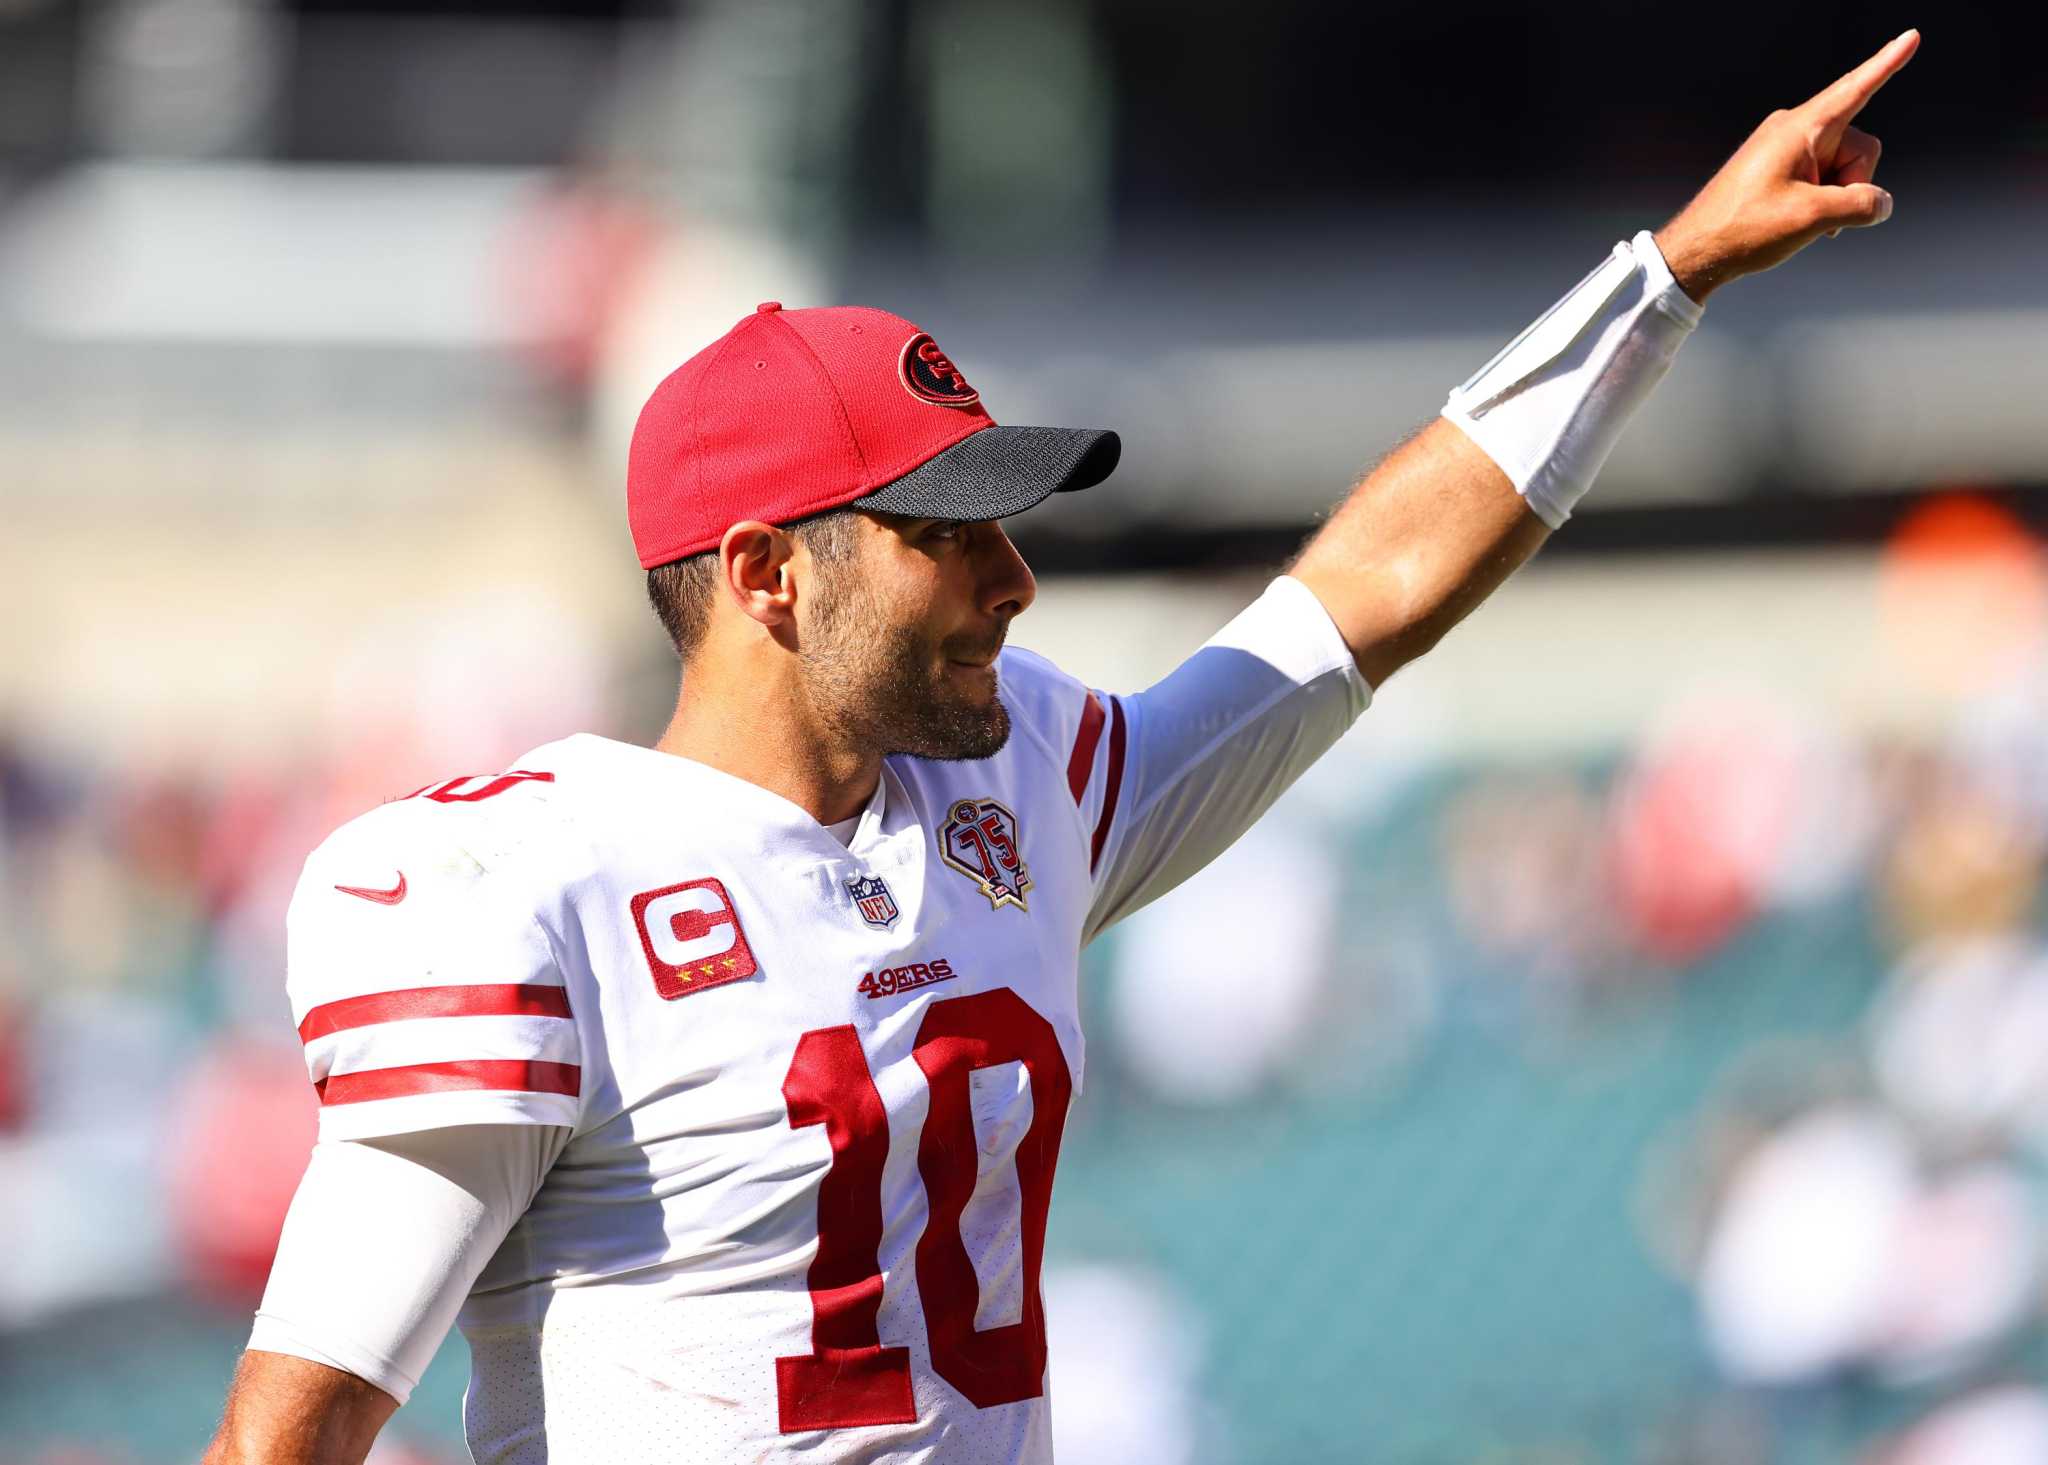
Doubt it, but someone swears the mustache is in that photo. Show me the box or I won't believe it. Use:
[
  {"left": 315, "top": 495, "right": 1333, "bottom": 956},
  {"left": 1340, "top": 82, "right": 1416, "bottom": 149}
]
[{"left": 943, "top": 621, "right": 1010, "bottom": 664}]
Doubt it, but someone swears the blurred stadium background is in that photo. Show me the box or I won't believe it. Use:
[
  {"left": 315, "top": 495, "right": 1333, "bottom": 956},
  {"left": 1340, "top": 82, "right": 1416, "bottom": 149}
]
[{"left": 6, "top": 1, "right": 2048, "bottom": 1461}]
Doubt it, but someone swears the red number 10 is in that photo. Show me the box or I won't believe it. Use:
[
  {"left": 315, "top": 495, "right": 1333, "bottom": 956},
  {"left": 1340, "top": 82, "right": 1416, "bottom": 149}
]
[{"left": 776, "top": 988, "right": 1073, "bottom": 1433}]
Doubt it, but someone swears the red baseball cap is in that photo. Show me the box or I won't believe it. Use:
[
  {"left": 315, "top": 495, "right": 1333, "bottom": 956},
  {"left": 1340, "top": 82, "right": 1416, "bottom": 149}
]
[{"left": 627, "top": 301, "right": 1120, "bottom": 568}]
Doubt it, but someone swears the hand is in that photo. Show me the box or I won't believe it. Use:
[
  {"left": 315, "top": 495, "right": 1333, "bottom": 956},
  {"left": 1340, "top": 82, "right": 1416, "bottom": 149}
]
[{"left": 1654, "top": 30, "right": 1919, "bottom": 303}]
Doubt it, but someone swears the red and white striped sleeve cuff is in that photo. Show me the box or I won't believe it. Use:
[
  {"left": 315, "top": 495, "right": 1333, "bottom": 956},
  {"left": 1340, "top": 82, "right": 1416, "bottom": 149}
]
[{"left": 299, "top": 980, "right": 582, "bottom": 1141}]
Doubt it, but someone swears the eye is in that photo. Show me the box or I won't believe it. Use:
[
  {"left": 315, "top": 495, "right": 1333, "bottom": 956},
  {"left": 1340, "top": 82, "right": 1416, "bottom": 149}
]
[{"left": 925, "top": 519, "right": 965, "bottom": 542}]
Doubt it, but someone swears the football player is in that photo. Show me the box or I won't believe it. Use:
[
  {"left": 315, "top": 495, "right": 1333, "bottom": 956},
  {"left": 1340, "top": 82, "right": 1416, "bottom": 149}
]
[{"left": 205, "top": 32, "right": 1915, "bottom": 1464}]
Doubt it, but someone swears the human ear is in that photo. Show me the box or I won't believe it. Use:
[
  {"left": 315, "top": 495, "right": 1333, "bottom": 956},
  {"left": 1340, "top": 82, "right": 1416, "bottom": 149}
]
[{"left": 719, "top": 521, "right": 797, "bottom": 629}]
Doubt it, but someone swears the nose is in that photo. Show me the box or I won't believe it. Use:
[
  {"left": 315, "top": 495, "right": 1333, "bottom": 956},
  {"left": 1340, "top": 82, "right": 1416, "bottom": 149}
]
[{"left": 972, "top": 520, "right": 1037, "bottom": 621}]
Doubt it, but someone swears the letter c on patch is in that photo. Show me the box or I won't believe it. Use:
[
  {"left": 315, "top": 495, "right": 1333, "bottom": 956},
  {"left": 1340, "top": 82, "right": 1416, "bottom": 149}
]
[
  {"left": 644, "top": 886, "right": 738, "bottom": 967},
  {"left": 628, "top": 876, "right": 759, "bottom": 1000}
]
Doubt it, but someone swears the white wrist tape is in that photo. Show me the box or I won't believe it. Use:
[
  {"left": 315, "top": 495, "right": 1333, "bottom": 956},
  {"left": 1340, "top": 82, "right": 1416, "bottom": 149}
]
[{"left": 1442, "top": 229, "right": 1703, "bottom": 528}]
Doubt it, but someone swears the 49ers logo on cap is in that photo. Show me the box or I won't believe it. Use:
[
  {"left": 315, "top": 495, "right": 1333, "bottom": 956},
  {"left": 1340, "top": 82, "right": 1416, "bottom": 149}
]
[
  {"left": 631, "top": 877, "right": 759, "bottom": 1000},
  {"left": 899, "top": 333, "right": 980, "bottom": 406}
]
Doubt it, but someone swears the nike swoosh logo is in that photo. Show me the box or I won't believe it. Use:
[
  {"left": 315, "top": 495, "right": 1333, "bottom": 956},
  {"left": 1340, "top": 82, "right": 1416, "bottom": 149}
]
[{"left": 335, "top": 873, "right": 407, "bottom": 905}]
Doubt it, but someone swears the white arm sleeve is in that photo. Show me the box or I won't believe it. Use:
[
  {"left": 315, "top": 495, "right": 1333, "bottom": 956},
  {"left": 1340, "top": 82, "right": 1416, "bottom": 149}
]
[
  {"left": 1085, "top": 576, "right": 1368, "bottom": 935},
  {"left": 1003, "top": 576, "right": 1367, "bottom": 944},
  {"left": 246, "top": 1123, "right": 567, "bottom": 1404}
]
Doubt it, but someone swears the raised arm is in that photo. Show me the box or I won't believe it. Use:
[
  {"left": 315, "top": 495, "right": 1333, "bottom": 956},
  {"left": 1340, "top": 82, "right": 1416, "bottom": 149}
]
[{"left": 1292, "top": 29, "right": 1919, "bottom": 686}]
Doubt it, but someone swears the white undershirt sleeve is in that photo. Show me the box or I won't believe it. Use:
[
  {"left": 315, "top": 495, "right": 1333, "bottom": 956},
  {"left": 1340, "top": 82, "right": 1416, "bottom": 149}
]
[
  {"left": 246, "top": 1123, "right": 568, "bottom": 1404},
  {"left": 1082, "top": 575, "right": 1370, "bottom": 940}
]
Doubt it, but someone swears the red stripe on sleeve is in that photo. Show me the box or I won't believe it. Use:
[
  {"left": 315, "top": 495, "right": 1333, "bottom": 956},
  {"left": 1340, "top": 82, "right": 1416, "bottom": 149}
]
[
  {"left": 1089, "top": 697, "right": 1127, "bottom": 874},
  {"left": 298, "top": 984, "right": 572, "bottom": 1043},
  {"left": 315, "top": 1059, "right": 581, "bottom": 1106},
  {"left": 1065, "top": 691, "right": 1107, "bottom": 804}
]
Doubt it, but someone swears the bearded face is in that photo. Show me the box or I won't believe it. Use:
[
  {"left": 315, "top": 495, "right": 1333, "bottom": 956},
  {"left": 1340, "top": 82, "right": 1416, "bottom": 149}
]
[{"left": 797, "top": 549, "right": 1014, "bottom": 762}]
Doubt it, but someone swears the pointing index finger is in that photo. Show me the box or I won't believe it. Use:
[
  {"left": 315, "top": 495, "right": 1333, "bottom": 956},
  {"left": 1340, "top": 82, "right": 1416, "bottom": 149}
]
[{"left": 1808, "top": 29, "right": 1921, "bottom": 124}]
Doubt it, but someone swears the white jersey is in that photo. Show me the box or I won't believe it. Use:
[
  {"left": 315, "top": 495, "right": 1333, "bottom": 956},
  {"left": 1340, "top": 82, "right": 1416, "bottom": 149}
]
[{"left": 266, "top": 577, "right": 1367, "bottom": 1464}]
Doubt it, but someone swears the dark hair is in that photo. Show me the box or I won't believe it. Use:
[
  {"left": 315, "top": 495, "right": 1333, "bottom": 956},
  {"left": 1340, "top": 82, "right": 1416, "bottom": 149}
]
[{"left": 646, "top": 509, "right": 863, "bottom": 663}]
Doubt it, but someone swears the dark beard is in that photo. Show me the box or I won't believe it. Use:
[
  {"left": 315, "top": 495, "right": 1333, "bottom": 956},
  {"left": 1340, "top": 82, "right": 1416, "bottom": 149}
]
[
  {"left": 802, "top": 584, "right": 1012, "bottom": 762},
  {"left": 873, "top": 643, "right": 1012, "bottom": 761}
]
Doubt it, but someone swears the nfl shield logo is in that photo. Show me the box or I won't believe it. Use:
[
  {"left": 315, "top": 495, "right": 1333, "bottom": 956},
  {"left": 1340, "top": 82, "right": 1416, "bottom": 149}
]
[{"left": 846, "top": 873, "right": 900, "bottom": 929}]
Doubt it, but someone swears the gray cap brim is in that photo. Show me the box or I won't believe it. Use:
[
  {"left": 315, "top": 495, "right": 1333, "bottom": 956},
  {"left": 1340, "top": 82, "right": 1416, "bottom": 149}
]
[{"left": 852, "top": 425, "right": 1120, "bottom": 521}]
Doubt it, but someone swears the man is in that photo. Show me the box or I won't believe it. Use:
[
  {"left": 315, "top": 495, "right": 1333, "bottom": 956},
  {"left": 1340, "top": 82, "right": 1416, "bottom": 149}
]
[{"left": 206, "top": 32, "right": 1916, "bottom": 1464}]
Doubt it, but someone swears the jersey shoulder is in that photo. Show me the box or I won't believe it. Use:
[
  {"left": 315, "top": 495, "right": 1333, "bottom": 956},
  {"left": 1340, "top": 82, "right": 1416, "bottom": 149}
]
[
  {"left": 300, "top": 763, "right": 573, "bottom": 893},
  {"left": 286, "top": 757, "right": 590, "bottom": 1139},
  {"left": 286, "top": 760, "right": 583, "bottom": 1020},
  {"left": 994, "top": 645, "right": 1103, "bottom": 779}
]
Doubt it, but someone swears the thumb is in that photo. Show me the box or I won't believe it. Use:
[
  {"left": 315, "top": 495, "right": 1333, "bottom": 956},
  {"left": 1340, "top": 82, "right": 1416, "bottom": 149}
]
[{"left": 1813, "top": 182, "right": 1894, "bottom": 232}]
